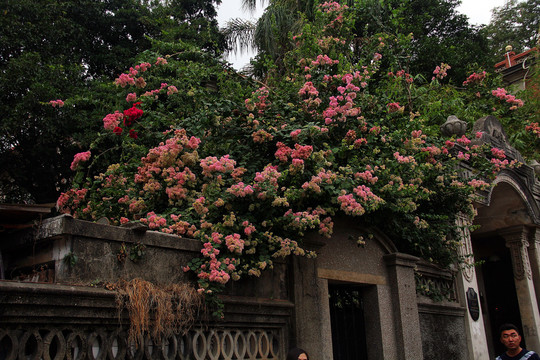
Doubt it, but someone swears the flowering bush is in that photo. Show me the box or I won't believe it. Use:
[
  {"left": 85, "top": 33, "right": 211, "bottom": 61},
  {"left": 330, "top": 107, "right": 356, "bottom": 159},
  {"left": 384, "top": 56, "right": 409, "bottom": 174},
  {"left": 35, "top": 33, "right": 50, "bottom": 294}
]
[{"left": 54, "top": 2, "right": 533, "bottom": 315}]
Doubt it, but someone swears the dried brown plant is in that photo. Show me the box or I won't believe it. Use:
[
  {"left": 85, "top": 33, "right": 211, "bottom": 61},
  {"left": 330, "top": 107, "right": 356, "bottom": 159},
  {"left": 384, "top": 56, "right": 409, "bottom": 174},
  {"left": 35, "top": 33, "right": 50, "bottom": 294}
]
[{"left": 114, "top": 278, "right": 206, "bottom": 348}]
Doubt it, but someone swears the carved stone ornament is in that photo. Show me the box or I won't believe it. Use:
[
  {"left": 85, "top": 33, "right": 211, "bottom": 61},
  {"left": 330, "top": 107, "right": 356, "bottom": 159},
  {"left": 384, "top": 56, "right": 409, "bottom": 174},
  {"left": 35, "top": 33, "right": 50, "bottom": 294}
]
[
  {"left": 530, "top": 160, "right": 540, "bottom": 175},
  {"left": 506, "top": 235, "right": 532, "bottom": 281},
  {"left": 441, "top": 115, "right": 467, "bottom": 137},
  {"left": 457, "top": 215, "right": 474, "bottom": 282},
  {"left": 472, "top": 116, "right": 508, "bottom": 146}
]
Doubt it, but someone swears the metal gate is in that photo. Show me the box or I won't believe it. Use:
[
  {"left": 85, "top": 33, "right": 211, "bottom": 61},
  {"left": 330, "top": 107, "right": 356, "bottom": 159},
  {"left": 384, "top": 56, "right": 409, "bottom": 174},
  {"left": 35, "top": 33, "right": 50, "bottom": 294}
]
[{"left": 328, "top": 284, "right": 368, "bottom": 360}]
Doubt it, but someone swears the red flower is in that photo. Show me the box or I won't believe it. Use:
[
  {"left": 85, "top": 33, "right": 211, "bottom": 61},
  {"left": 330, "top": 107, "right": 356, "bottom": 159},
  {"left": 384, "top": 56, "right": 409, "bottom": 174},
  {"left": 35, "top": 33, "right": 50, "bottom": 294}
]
[
  {"left": 113, "top": 126, "right": 123, "bottom": 135},
  {"left": 123, "top": 104, "right": 144, "bottom": 127},
  {"left": 129, "top": 129, "right": 138, "bottom": 139}
]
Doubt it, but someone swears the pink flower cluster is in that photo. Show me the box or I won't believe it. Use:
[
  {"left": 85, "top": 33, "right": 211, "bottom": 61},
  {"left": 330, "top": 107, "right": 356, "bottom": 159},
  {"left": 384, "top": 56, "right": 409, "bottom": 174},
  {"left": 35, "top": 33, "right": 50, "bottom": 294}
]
[
  {"left": 227, "top": 182, "right": 254, "bottom": 197},
  {"left": 126, "top": 93, "right": 137, "bottom": 102},
  {"left": 291, "top": 143, "right": 313, "bottom": 159},
  {"left": 491, "top": 147, "right": 506, "bottom": 159},
  {"left": 432, "top": 63, "right": 451, "bottom": 81},
  {"left": 114, "top": 61, "right": 153, "bottom": 88},
  {"left": 321, "top": 73, "right": 364, "bottom": 124},
  {"left": 246, "top": 87, "right": 270, "bottom": 114},
  {"left": 200, "top": 155, "right": 237, "bottom": 177},
  {"left": 388, "top": 70, "right": 413, "bottom": 84},
  {"left": 298, "top": 81, "right": 319, "bottom": 98},
  {"left": 70, "top": 151, "right": 91, "bottom": 171},
  {"left": 490, "top": 158, "right": 516, "bottom": 172},
  {"left": 462, "top": 71, "right": 486, "bottom": 86},
  {"left": 337, "top": 185, "right": 383, "bottom": 216},
  {"left": 311, "top": 54, "right": 339, "bottom": 67},
  {"left": 491, "top": 88, "right": 524, "bottom": 109},
  {"left": 468, "top": 179, "right": 490, "bottom": 189},
  {"left": 56, "top": 188, "right": 88, "bottom": 215},
  {"left": 49, "top": 99, "right": 65, "bottom": 107},
  {"left": 283, "top": 208, "right": 324, "bottom": 233},
  {"left": 193, "top": 197, "right": 209, "bottom": 215},
  {"left": 354, "top": 169, "right": 378, "bottom": 184},
  {"left": 320, "top": 1, "right": 348, "bottom": 13},
  {"left": 103, "top": 111, "right": 123, "bottom": 130},
  {"left": 242, "top": 221, "right": 256, "bottom": 236},
  {"left": 337, "top": 193, "right": 366, "bottom": 216},
  {"left": 456, "top": 135, "right": 471, "bottom": 146},
  {"left": 525, "top": 122, "right": 540, "bottom": 138},
  {"left": 393, "top": 151, "right": 416, "bottom": 164},
  {"left": 141, "top": 82, "right": 168, "bottom": 99},
  {"left": 290, "top": 129, "right": 302, "bottom": 140},
  {"left": 275, "top": 142, "right": 292, "bottom": 162},
  {"left": 387, "top": 102, "right": 404, "bottom": 113},
  {"left": 155, "top": 57, "right": 167, "bottom": 65},
  {"left": 253, "top": 165, "right": 281, "bottom": 199},
  {"left": 225, "top": 233, "right": 244, "bottom": 254},
  {"left": 302, "top": 169, "right": 337, "bottom": 193},
  {"left": 139, "top": 211, "right": 167, "bottom": 229},
  {"left": 252, "top": 129, "right": 274, "bottom": 143},
  {"left": 167, "top": 85, "right": 178, "bottom": 95}
]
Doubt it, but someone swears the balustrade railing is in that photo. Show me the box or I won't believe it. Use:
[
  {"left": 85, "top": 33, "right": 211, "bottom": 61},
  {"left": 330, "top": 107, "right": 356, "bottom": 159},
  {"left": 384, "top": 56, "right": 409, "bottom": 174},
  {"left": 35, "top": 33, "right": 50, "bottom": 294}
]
[{"left": 0, "top": 326, "right": 283, "bottom": 360}]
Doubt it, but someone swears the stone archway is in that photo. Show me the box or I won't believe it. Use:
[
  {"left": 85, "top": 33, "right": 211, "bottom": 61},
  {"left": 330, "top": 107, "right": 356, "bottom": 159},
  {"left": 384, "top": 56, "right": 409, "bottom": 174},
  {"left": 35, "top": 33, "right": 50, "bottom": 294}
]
[{"left": 472, "top": 175, "right": 540, "bottom": 357}]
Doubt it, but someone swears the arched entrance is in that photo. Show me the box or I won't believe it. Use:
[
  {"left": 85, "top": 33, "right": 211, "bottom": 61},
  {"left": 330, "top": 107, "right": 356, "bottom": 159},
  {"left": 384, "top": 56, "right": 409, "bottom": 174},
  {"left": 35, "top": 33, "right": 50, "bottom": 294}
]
[{"left": 472, "top": 176, "right": 540, "bottom": 357}]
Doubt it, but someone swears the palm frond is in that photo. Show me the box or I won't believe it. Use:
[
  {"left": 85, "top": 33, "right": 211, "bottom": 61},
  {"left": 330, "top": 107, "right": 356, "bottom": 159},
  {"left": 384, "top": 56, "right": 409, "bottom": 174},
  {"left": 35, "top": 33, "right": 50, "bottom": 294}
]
[
  {"left": 222, "top": 18, "right": 258, "bottom": 55},
  {"left": 254, "top": 4, "right": 301, "bottom": 58},
  {"left": 241, "top": 0, "right": 268, "bottom": 14}
]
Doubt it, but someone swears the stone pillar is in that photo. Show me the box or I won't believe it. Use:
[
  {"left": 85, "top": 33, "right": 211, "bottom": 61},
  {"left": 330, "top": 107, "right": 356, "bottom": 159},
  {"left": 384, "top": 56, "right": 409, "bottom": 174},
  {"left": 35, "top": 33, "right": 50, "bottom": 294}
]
[
  {"left": 500, "top": 226, "right": 540, "bottom": 350},
  {"left": 316, "top": 277, "right": 334, "bottom": 360},
  {"left": 292, "top": 255, "right": 327, "bottom": 360},
  {"left": 383, "top": 253, "right": 423, "bottom": 360},
  {"left": 527, "top": 227, "right": 540, "bottom": 308},
  {"left": 455, "top": 215, "right": 490, "bottom": 359}
]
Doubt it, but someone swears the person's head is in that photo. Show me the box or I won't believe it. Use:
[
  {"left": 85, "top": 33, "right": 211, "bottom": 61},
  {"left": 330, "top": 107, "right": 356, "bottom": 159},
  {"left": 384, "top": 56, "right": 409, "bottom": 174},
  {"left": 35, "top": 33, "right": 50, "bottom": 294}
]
[
  {"left": 499, "top": 323, "right": 522, "bottom": 352},
  {"left": 286, "top": 347, "right": 309, "bottom": 360}
]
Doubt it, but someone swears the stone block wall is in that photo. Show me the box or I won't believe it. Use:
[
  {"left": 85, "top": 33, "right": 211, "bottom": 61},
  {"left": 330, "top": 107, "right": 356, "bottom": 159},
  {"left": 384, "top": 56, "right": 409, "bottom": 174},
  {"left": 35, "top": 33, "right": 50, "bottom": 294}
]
[{"left": 0, "top": 215, "right": 293, "bottom": 360}]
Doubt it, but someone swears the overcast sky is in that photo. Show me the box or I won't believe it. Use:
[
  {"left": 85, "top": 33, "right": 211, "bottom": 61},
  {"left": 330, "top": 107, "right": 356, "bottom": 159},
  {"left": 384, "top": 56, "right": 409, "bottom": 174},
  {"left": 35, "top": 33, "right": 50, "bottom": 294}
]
[{"left": 216, "top": 0, "right": 511, "bottom": 69}]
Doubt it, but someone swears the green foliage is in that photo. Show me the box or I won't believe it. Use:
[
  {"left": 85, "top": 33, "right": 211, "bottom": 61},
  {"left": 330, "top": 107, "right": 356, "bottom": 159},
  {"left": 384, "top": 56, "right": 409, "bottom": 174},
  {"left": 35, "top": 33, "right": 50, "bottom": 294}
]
[
  {"left": 63, "top": 252, "right": 78, "bottom": 267},
  {"left": 484, "top": 0, "right": 540, "bottom": 59},
  {"left": 51, "top": 2, "right": 538, "bottom": 317},
  {"left": 351, "top": 0, "right": 491, "bottom": 83},
  {"left": 0, "top": 0, "right": 224, "bottom": 204},
  {"left": 129, "top": 242, "right": 147, "bottom": 262}
]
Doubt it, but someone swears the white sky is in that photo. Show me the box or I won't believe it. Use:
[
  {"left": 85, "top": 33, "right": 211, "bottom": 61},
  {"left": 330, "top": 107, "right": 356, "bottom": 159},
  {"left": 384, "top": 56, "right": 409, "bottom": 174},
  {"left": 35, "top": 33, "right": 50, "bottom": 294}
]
[{"left": 217, "top": 0, "right": 512, "bottom": 69}]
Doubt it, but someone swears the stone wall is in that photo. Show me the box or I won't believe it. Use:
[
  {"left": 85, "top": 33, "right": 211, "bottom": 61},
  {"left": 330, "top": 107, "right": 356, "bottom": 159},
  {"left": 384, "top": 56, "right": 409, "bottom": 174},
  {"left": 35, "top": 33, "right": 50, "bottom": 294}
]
[
  {"left": 0, "top": 215, "right": 293, "bottom": 360},
  {"left": 0, "top": 214, "right": 475, "bottom": 360}
]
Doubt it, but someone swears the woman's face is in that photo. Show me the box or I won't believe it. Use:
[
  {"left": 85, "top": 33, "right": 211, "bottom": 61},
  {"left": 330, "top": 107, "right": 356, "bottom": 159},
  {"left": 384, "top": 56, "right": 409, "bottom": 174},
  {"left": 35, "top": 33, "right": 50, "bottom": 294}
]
[{"left": 298, "top": 353, "right": 308, "bottom": 360}]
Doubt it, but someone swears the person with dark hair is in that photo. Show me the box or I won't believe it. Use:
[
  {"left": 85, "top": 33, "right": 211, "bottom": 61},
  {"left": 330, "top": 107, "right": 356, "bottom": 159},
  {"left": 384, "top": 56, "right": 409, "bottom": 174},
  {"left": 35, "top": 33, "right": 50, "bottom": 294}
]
[
  {"left": 497, "top": 323, "right": 540, "bottom": 360},
  {"left": 286, "top": 347, "right": 309, "bottom": 360}
]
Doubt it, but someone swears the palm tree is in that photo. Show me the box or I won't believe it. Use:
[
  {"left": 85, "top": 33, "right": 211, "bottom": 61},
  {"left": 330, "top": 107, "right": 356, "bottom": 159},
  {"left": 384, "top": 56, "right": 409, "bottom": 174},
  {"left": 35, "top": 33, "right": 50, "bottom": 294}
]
[{"left": 222, "top": 0, "right": 315, "bottom": 75}]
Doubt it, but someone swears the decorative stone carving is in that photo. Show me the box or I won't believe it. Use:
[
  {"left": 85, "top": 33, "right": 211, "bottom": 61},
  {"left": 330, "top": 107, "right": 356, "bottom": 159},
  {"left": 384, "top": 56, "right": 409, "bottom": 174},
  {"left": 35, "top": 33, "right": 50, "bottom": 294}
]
[
  {"left": 457, "top": 215, "right": 474, "bottom": 283},
  {"left": 503, "top": 228, "right": 533, "bottom": 281},
  {"left": 530, "top": 160, "right": 540, "bottom": 175},
  {"left": 441, "top": 115, "right": 467, "bottom": 137},
  {"left": 472, "top": 116, "right": 508, "bottom": 146}
]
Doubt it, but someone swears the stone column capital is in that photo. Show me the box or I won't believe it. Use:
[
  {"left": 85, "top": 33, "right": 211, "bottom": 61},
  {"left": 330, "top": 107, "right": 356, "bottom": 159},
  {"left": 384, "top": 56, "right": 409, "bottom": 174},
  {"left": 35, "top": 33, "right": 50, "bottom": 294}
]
[{"left": 499, "top": 226, "right": 531, "bottom": 244}]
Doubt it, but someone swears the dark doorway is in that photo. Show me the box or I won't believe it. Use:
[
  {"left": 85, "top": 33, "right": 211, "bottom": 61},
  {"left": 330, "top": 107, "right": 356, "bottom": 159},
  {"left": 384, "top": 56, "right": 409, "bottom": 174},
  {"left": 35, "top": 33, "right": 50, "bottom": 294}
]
[
  {"left": 474, "top": 235, "right": 523, "bottom": 356},
  {"left": 328, "top": 283, "right": 368, "bottom": 360}
]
